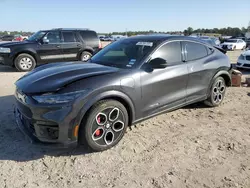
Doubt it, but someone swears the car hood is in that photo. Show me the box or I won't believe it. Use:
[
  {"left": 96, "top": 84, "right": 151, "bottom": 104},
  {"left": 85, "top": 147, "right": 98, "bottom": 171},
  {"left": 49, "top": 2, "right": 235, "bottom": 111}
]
[
  {"left": 0, "top": 40, "right": 35, "bottom": 47},
  {"left": 15, "top": 62, "right": 119, "bottom": 94}
]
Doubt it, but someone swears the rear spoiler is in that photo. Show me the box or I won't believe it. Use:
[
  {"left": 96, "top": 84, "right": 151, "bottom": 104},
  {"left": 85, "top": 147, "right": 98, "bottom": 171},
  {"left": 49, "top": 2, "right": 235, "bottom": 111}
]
[{"left": 214, "top": 46, "right": 226, "bottom": 54}]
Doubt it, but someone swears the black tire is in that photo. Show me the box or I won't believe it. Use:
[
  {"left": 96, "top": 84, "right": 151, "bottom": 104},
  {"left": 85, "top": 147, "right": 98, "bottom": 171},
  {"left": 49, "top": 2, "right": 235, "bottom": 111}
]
[
  {"left": 79, "top": 100, "right": 128, "bottom": 152},
  {"left": 204, "top": 77, "right": 226, "bottom": 107},
  {"left": 80, "top": 51, "right": 92, "bottom": 62},
  {"left": 232, "top": 46, "right": 236, "bottom": 51},
  {"left": 242, "top": 46, "right": 246, "bottom": 50},
  {"left": 14, "top": 53, "right": 36, "bottom": 72}
]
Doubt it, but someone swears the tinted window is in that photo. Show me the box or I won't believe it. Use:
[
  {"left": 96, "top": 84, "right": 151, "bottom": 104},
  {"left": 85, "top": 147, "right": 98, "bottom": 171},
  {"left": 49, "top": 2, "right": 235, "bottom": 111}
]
[
  {"left": 151, "top": 41, "right": 182, "bottom": 64},
  {"left": 62, "top": 31, "right": 76, "bottom": 42},
  {"left": 80, "top": 31, "right": 98, "bottom": 41},
  {"left": 184, "top": 42, "right": 208, "bottom": 61},
  {"left": 44, "top": 31, "right": 61, "bottom": 43}
]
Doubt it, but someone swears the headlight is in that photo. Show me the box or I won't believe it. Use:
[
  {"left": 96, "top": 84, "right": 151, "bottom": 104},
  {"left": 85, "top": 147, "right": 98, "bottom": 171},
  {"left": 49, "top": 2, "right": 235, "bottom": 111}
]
[
  {"left": 0, "top": 47, "right": 11, "bottom": 53},
  {"left": 32, "top": 90, "right": 88, "bottom": 104}
]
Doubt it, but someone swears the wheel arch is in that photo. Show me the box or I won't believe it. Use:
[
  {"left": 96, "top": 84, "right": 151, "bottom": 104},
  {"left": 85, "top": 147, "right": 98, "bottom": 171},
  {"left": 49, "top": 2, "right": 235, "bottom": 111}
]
[
  {"left": 207, "top": 69, "right": 232, "bottom": 97},
  {"left": 77, "top": 48, "right": 94, "bottom": 60},
  {"left": 13, "top": 50, "right": 38, "bottom": 63},
  {"left": 77, "top": 91, "right": 136, "bottom": 129}
]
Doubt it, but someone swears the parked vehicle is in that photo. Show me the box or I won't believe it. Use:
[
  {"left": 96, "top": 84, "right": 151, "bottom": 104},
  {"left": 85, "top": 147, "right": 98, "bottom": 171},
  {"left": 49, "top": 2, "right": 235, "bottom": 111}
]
[
  {"left": 102, "top": 36, "right": 114, "bottom": 41},
  {"left": 0, "top": 28, "right": 101, "bottom": 71},
  {"left": 1, "top": 35, "right": 15, "bottom": 41},
  {"left": 13, "top": 34, "right": 29, "bottom": 42},
  {"left": 199, "top": 38, "right": 226, "bottom": 54},
  {"left": 14, "top": 35, "right": 232, "bottom": 151},
  {"left": 220, "top": 39, "right": 246, "bottom": 51},
  {"left": 245, "top": 38, "right": 250, "bottom": 48},
  {"left": 99, "top": 36, "right": 105, "bottom": 41},
  {"left": 236, "top": 50, "right": 250, "bottom": 69}
]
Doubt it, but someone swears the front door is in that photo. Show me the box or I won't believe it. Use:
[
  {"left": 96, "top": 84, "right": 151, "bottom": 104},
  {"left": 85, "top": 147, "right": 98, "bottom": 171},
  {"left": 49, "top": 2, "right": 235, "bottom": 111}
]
[
  {"left": 141, "top": 41, "right": 188, "bottom": 117},
  {"left": 61, "top": 31, "right": 82, "bottom": 61},
  {"left": 36, "top": 31, "right": 63, "bottom": 64}
]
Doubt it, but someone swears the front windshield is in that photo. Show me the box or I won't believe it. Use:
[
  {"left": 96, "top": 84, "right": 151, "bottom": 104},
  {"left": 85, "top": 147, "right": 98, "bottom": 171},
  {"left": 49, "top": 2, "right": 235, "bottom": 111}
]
[
  {"left": 27, "top": 31, "right": 46, "bottom": 41},
  {"left": 91, "top": 39, "right": 157, "bottom": 69}
]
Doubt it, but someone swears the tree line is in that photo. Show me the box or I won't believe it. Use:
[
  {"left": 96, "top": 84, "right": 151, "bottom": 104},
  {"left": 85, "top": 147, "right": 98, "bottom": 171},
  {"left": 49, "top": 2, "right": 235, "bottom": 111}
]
[
  {"left": 103, "top": 26, "right": 250, "bottom": 37},
  {"left": 1, "top": 26, "right": 249, "bottom": 37},
  {"left": 0, "top": 31, "right": 33, "bottom": 36}
]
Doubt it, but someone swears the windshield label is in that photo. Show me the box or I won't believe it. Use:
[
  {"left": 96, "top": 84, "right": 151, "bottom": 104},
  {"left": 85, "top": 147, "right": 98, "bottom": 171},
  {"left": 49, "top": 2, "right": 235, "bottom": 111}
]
[{"left": 136, "top": 42, "right": 153, "bottom": 47}]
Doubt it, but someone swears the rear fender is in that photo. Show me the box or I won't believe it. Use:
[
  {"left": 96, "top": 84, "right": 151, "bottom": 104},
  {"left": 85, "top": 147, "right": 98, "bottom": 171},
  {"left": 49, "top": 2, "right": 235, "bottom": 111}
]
[{"left": 207, "top": 69, "right": 232, "bottom": 97}]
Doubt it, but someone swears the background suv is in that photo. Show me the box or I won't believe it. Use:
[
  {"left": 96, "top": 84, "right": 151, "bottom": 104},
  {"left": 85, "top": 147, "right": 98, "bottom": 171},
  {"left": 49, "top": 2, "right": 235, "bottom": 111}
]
[{"left": 0, "top": 28, "right": 101, "bottom": 71}]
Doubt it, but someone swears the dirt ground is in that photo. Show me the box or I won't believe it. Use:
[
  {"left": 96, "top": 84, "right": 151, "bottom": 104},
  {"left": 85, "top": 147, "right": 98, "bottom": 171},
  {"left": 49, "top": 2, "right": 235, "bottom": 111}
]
[{"left": 0, "top": 51, "right": 250, "bottom": 188}]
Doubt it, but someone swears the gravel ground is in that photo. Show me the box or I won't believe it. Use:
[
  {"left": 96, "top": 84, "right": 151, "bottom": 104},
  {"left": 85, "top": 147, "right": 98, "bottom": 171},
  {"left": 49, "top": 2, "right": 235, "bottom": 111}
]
[{"left": 0, "top": 51, "right": 250, "bottom": 188}]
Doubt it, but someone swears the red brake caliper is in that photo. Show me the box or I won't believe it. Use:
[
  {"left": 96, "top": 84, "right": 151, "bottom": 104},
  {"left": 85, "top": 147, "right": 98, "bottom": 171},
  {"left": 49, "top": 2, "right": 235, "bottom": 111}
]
[{"left": 95, "top": 129, "right": 101, "bottom": 136}]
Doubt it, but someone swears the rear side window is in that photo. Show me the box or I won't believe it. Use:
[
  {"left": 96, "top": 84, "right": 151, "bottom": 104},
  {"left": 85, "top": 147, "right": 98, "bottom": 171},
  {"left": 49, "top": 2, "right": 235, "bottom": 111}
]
[
  {"left": 184, "top": 42, "right": 208, "bottom": 61},
  {"left": 80, "top": 31, "right": 98, "bottom": 41},
  {"left": 62, "top": 31, "right": 76, "bottom": 42},
  {"left": 151, "top": 41, "right": 182, "bottom": 65}
]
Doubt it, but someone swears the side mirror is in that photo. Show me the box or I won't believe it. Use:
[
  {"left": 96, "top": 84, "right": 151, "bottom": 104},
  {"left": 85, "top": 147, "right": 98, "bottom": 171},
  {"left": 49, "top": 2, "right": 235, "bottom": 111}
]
[
  {"left": 42, "top": 38, "right": 49, "bottom": 44},
  {"left": 149, "top": 58, "right": 168, "bottom": 69}
]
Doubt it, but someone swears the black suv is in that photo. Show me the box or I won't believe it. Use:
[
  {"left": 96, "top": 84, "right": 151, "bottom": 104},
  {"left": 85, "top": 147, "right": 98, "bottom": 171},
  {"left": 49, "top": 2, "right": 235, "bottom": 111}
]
[{"left": 0, "top": 28, "right": 101, "bottom": 71}]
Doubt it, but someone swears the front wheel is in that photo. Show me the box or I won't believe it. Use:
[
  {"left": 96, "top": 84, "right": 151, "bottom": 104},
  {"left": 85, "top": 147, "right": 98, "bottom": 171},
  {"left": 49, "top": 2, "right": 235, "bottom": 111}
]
[
  {"left": 79, "top": 100, "right": 128, "bottom": 152},
  {"left": 204, "top": 77, "right": 226, "bottom": 107},
  {"left": 14, "top": 53, "right": 36, "bottom": 72}
]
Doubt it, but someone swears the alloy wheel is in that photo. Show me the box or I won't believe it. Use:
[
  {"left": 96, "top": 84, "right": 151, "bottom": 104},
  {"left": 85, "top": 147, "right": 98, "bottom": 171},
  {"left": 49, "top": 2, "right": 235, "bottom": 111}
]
[
  {"left": 91, "top": 107, "right": 125, "bottom": 146},
  {"left": 212, "top": 79, "right": 226, "bottom": 104},
  {"left": 81, "top": 54, "right": 91, "bottom": 61}
]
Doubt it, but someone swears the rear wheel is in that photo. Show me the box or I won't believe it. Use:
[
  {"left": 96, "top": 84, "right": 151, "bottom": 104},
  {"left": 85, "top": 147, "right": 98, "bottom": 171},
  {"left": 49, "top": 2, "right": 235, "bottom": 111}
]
[
  {"left": 79, "top": 100, "right": 128, "bottom": 152},
  {"left": 14, "top": 53, "right": 36, "bottom": 72},
  {"left": 232, "top": 46, "right": 236, "bottom": 51},
  {"left": 204, "top": 77, "right": 226, "bottom": 107},
  {"left": 80, "top": 51, "right": 92, "bottom": 62},
  {"left": 242, "top": 46, "right": 246, "bottom": 50}
]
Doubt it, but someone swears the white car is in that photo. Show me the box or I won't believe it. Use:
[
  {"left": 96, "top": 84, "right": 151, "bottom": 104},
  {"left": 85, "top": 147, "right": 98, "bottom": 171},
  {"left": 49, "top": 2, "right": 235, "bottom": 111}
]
[
  {"left": 221, "top": 39, "right": 246, "bottom": 51},
  {"left": 236, "top": 50, "right": 250, "bottom": 69}
]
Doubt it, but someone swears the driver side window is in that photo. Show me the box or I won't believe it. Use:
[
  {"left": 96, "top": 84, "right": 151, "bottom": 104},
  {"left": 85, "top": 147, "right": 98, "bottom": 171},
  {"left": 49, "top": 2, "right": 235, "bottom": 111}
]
[
  {"left": 43, "top": 31, "right": 61, "bottom": 44},
  {"left": 150, "top": 41, "right": 182, "bottom": 65}
]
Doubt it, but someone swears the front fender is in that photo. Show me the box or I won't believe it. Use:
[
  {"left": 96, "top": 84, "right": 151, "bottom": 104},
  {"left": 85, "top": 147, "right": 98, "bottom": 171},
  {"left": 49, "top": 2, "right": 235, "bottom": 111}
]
[
  {"left": 10, "top": 48, "right": 38, "bottom": 62},
  {"left": 75, "top": 90, "right": 136, "bottom": 128}
]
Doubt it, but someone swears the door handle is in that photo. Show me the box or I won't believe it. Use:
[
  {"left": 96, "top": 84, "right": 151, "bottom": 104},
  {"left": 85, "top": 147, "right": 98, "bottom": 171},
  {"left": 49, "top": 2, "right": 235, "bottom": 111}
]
[
  {"left": 56, "top": 45, "right": 60, "bottom": 48},
  {"left": 77, "top": 44, "right": 81, "bottom": 47}
]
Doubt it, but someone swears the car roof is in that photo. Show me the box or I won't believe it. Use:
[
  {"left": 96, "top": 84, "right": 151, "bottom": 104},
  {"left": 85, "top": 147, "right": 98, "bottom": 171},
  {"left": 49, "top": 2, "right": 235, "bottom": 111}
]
[
  {"left": 127, "top": 34, "right": 209, "bottom": 44},
  {"left": 40, "top": 28, "right": 95, "bottom": 32}
]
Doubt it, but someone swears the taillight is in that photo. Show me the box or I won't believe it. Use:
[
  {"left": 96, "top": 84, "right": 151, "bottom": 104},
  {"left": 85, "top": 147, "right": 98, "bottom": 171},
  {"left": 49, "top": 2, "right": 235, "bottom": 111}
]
[{"left": 99, "top": 40, "right": 102, "bottom": 49}]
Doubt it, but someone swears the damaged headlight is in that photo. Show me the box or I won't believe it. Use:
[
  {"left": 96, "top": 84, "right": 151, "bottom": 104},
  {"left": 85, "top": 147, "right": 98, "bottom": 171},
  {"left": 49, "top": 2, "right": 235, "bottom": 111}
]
[{"left": 32, "top": 90, "right": 88, "bottom": 104}]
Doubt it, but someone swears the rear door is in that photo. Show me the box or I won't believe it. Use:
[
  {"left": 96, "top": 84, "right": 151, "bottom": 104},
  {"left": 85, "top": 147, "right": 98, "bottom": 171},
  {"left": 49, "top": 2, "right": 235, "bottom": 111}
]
[
  {"left": 183, "top": 41, "right": 214, "bottom": 102},
  {"left": 61, "top": 31, "right": 82, "bottom": 61},
  {"left": 141, "top": 41, "right": 188, "bottom": 117},
  {"left": 36, "top": 31, "right": 63, "bottom": 64}
]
